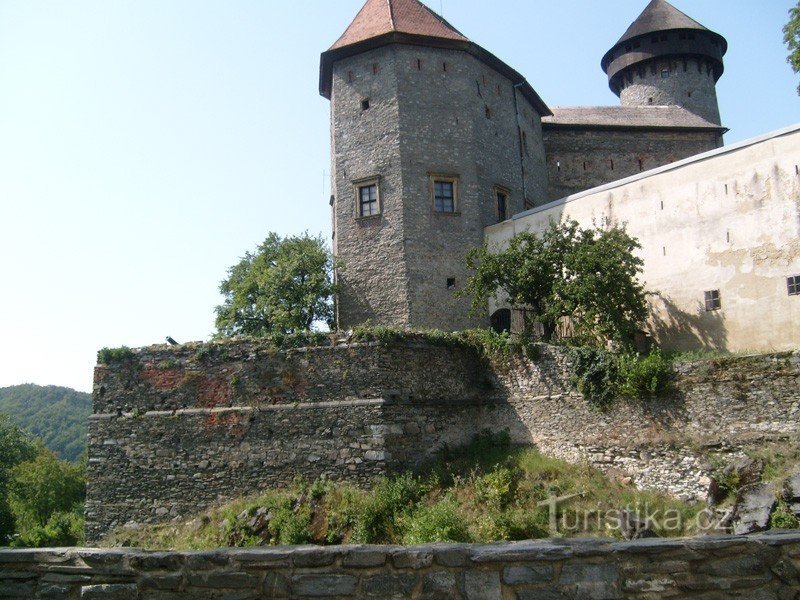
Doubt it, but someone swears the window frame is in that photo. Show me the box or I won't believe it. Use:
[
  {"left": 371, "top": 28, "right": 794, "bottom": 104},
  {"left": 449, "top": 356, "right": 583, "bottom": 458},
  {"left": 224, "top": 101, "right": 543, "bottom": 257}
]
[
  {"left": 494, "top": 185, "right": 511, "bottom": 222},
  {"left": 352, "top": 176, "right": 381, "bottom": 219},
  {"left": 704, "top": 289, "right": 721, "bottom": 312},
  {"left": 788, "top": 275, "right": 800, "bottom": 296},
  {"left": 429, "top": 173, "right": 459, "bottom": 215}
]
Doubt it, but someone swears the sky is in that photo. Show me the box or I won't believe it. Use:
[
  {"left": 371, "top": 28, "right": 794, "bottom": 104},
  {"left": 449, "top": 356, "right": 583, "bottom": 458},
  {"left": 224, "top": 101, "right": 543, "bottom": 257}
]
[{"left": 0, "top": 1, "right": 797, "bottom": 393}]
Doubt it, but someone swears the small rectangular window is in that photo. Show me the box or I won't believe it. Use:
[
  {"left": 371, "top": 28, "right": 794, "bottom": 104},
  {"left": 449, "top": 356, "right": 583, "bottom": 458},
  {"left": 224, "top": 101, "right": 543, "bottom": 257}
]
[
  {"left": 434, "top": 180, "right": 455, "bottom": 212},
  {"left": 661, "top": 69, "right": 670, "bottom": 78},
  {"left": 446, "top": 278, "right": 456, "bottom": 290},
  {"left": 361, "top": 98, "right": 370, "bottom": 111},
  {"left": 788, "top": 275, "right": 800, "bottom": 296},
  {"left": 357, "top": 183, "right": 379, "bottom": 217},
  {"left": 704, "top": 290, "right": 721, "bottom": 311}
]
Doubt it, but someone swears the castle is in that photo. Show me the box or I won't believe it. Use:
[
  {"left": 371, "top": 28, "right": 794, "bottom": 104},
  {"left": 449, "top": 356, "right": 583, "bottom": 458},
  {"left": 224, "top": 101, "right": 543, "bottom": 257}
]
[
  {"left": 324, "top": 0, "right": 799, "bottom": 351},
  {"left": 83, "top": 0, "right": 799, "bottom": 542}
]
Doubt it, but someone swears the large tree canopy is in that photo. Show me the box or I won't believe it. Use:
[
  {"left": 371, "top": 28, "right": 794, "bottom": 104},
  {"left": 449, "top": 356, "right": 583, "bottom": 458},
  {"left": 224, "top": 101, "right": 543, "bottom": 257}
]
[
  {"left": 785, "top": 1, "right": 800, "bottom": 94},
  {"left": 215, "top": 232, "right": 337, "bottom": 337},
  {"left": 464, "top": 220, "right": 648, "bottom": 348}
]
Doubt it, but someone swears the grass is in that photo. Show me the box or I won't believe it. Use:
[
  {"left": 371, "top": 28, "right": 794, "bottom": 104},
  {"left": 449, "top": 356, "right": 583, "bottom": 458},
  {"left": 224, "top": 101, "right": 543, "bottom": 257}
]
[{"left": 103, "top": 433, "right": 707, "bottom": 550}]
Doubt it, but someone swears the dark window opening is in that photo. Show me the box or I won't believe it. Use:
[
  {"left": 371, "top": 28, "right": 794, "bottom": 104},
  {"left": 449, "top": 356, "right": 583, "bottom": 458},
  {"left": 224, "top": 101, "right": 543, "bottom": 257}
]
[
  {"left": 490, "top": 309, "right": 511, "bottom": 334},
  {"left": 443, "top": 62, "right": 447, "bottom": 72},
  {"left": 648, "top": 97, "right": 653, "bottom": 104},
  {"left": 660, "top": 200, "right": 664, "bottom": 210},
  {"left": 687, "top": 91, "right": 692, "bottom": 97},
  {"left": 434, "top": 180, "right": 455, "bottom": 212},
  {"left": 583, "top": 161, "right": 587, "bottom": 171},
  {"left": 663, "top": 246, "right": 666, "bottom": 256},
  {"left": 788, "top": 275, "right": 800, "bottom": 296},
  {"left": 724, "top": 184, "right": 728, "bottom": 194},
  {"left": 556, "top": 161, "right": 561, "bottom": 173},
  {"left": 610, "top": 159, "right": 614, "bottom": 170},
  {"left": 417, "top": 58, "right": 422, "bottom": 70},
  {"left": 496, "top": 84, "right": 501, "bottom": 95},
  {"left": 661, "top": 69, "right": 670, "bottom": 78},
  {"left": 638, "top": 159, "right": 643, "bottom": 171},
  {"left": 795, "top": 165, "right": 798, "bottom": 175},
  {"left": 372, "top": 63, "right": 379, "bottom": 75},
  {"left": 496, "top": 191, "right": 508, "bottom": 222},
  {"left": 361, "top": 98, "right": 370, "bottom": 111},
  {"left": 726, "top": 231, "right": 730, "bottom": 243},
  {"left": 704, "top": 290, "right": 721, "bottom": 311},
  {"left": 358, "top": 184, "right": 379, "bottom": 217},
  {"left": 485, "top": 105, "right": 491, "bottom": 119},
  {"left": 446, "top": 278, "right": 456, "bottom": 290}
]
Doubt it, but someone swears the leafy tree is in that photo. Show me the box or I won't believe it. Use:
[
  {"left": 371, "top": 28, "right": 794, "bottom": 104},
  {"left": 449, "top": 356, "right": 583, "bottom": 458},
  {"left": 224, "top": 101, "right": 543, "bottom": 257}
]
[
  {"left": 785, "top": 1, "right": 800, "bottom": 94},
  {"left": 0, "top": 416, "right": 39, "bottom": 540},
  {"left": 215, "top": 232, "right": 337, "bottom": 337},
  {"left": 8, "top": 451, "right": 85, "bottom": 533},
  {"left": 464, "top": 220, "right": 648, "bottom": 347}
]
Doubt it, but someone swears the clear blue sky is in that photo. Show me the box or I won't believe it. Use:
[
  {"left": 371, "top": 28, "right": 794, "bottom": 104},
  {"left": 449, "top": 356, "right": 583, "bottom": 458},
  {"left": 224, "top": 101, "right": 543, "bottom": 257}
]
[{"left": 0, "top": 1, "right": 796, "bottom": 393}]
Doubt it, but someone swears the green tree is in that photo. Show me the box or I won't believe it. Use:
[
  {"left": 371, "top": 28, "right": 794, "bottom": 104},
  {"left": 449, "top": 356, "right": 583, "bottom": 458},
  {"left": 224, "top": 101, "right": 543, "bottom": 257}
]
[
  {"left": 215, "top": 232, "right": 337, "bottom": 337},
  {"left": 785, "top": 1, "right": 800, "bottom": 94},
  {"left": 464, "top": 220, "right": 648, "bottom": 347},
  {"left": 0, "top": 416, "right": 39, "bottom": 540},
  {"left": 8, "top": 451, "right": 85, "bottom": 535}
]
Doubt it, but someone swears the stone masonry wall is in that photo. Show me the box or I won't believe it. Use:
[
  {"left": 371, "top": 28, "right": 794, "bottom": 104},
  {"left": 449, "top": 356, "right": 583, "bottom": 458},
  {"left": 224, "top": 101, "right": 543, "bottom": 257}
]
[
  {"left": 2, "top": 532, "right": 799, "bottom": 599},
  {"left": 86, "top": 340, "right": 800, "bottom": 542}
]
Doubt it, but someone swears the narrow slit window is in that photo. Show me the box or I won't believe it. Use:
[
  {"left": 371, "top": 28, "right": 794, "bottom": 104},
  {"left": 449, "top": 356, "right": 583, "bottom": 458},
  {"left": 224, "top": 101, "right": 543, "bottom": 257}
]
[
  {"left": 417, "top": 58, "right": 422, "bottom": 70},
  {"left": 372, "top": 63, "right": 379, "bottom": 75},
  {"left": 496, "top": 190, "right": 508, "bottom": 222},
  {"left": 704, "top": 290, "right": 721, "bottom": 311},
  {"left": 485, "top": 105, "right": 491, "bottom": 119},
  {"left": 638, "top": 159, "right": 644, "bottom": 171},
  {"left": 443, "top": 62, "right": 447, "bottom": 72}
]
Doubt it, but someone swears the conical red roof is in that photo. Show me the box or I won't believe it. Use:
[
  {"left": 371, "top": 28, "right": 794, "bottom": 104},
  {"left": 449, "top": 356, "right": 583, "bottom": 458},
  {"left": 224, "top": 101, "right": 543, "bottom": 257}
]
[{"left": 329, "top": 0, "right": 468, "bottom": 51}]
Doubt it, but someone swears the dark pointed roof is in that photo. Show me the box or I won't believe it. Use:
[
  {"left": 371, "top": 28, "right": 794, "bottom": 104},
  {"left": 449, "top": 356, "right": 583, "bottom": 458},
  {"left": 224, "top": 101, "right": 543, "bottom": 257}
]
[
  {"left": 616, "top": 0, "right": 709, "bottom": 45},
  {"left": 329, "top": 0, "right": 469, "bottom": 51},
  {"left": 319, "top": 0, "right": 551, "bottom": 116}
]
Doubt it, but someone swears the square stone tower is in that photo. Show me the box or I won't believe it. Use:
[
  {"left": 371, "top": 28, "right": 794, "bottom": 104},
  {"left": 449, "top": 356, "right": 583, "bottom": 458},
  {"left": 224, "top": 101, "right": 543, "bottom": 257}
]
[{"left": 320, "top": 0, "right": 552, "bottom": 331}]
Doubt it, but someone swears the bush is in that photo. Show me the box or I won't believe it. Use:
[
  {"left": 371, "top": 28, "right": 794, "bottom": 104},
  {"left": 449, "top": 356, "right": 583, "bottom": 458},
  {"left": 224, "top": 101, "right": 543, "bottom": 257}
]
[
  {"left": 11, "top": 509, "right": 84, "bottom": 548},
  {"left": 97, "top": 346, "right": 135, "bottom": 364},
  {"left": 402, "top": 499, "right": 471, "bottom": 544},
  {"left": 350, "top": 474, "right": 427, "bottom": 543},
  {"left": 617, "top": 349, "right": 673, "bottom": 397},
  {"left": 770, "top": 501, "right": 800, "bottom": 530},
  {"left": 474, "top": 466, "right": 519, "bottom": 510}
]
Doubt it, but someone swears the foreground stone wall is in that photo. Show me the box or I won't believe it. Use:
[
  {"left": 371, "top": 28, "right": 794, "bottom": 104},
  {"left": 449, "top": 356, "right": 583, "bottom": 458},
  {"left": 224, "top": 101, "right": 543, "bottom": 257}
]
[
  {"left": 2, "top": 532, "right": 799, "bottom": 599},
  {"left": 87, "top": 337, "right": 800, "bottom": 543}
]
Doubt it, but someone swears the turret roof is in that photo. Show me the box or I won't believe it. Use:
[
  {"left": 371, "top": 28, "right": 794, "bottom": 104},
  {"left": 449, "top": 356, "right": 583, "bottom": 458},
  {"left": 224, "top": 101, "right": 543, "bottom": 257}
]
[
  {"left": 329, "top": 0, "right": 469, "bottom": 51},
  {"left": 616, "top": 0, "right": 709, "bottom": 45}
]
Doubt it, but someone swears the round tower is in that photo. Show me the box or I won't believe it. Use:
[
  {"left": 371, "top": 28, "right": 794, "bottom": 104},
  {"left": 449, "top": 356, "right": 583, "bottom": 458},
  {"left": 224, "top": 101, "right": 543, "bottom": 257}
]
[
  {"left": 601, "top": 0, "right": 727, "bottom": 125},
  {"left": 320, "top": 0, "right": 551, "bottom": 331}
]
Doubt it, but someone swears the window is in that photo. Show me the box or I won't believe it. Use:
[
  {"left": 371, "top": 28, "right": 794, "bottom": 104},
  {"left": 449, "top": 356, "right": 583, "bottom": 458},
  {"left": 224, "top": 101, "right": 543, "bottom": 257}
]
[
  {"left": 446, "top": 278, "right": 456, "bottom": 290},
  {"left": 704, "top": 290, "right": 721, "bottom": 311},
  {"left": 361, "top": 98, "right": 370, "bottom": 111},
  {"left": 496, "top": 190, "right": 508, "bottom": 221},
  {"left": 788, "top": 275, "right": 800, "bottom": 296},
  {"left": 661, "top": 69, "right": 670, "bottom": 78},
  {"left": 354, "top": 178, "right": 380, "bottom": 217},
  {"left": 434, "top": 180, "right": 455, "bottom": 212}
]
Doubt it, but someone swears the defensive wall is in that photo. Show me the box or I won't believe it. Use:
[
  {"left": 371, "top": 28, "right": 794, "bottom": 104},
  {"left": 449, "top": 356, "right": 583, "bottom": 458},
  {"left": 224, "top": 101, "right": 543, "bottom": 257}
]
[
  {"left": 488, "top": 123, "right": 800, "bottom": 353},
  {"left": 2, "top": 532, "right": 799, "bottom": 598},
  {"left": 86, "top": 338, "right": 800, "bottom": 543}
]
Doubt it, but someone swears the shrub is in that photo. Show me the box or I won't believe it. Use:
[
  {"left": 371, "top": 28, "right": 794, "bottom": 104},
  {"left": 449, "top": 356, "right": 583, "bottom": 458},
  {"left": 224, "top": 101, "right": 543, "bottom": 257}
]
[
  {"left": 96, "top": 346, "right": 135, "bottom": 364},
  {"left": 617, "top": 349, "right": 673, "bottom": 398},
  {"left": 402, "top": 499, "right": 471, "bottom": 544},
  {"left": 567, "top": 346, "right": 619, "bottom": 408},
  {"left": 474, "top": 466, "right": 520, "bottom": 510},
  {"left": 350, "top": 474, "right": 426, "bottom": 544},
  {"left": 770, "top": 501, "right": 800, "bottom": 529}
]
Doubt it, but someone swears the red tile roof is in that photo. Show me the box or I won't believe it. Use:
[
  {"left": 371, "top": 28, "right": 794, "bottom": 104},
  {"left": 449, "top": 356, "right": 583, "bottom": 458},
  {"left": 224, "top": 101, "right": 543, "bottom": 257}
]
[{"left": 329, "top": 0, "right": 468, "bottom": 51}]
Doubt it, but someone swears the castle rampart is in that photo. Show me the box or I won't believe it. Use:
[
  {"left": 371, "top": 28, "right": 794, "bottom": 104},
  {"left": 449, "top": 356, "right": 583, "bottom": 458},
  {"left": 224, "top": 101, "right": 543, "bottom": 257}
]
[{"left": 86, "top": 338, "right": 799, "bottom": 543}]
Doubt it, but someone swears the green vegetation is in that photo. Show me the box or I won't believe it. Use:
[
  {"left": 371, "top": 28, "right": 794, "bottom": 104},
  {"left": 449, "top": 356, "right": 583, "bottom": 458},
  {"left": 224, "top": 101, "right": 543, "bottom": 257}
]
[
  {"left": 0, "top": 415, "right": 84, "bottom": 547},
  {"left": 215, "top": 232, "right": 337, "bottom": 337},
  {"left": 463, "top": 220, "right": 648, "bottom": 348},
  {"left": 104, "top": 433, "right": 705, "bottom": 550},
  {"left": 0, "top": 385, "right": 91, "bottom": 462},
  {"left": 784, "top": 0, "right": 800, "bottom": 94},
  {"left": 568, "top": 347, "right": 673, "bottom": 408},
  {"left": 97, "top": 346, "right": 135, "bottom": 364}
]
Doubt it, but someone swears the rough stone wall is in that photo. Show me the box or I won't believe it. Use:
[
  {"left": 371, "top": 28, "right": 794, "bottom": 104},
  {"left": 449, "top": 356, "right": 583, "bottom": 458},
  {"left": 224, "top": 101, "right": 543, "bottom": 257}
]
[
  {"left": 619, "top": 57, "right": 721, "bottom": 125},
  {"left": 86, "top": 340, "right": 498, "bottom": 542},
  {"left": 3, "top": 532, "right": 799, "bottom": 599},
  {"left": 542, "top": 127, "right": 721, "bottom": 200},
  {"left": 329, "top": 43, "right": 549, "bottom": 331},
  {"left": 86, "top": 339, "right": 800, "bottom": 542}
]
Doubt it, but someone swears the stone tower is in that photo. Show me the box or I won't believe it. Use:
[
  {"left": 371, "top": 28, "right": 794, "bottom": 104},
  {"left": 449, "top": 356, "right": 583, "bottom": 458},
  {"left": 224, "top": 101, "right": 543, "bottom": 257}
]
[
  {"left": 601, "top": 0, "right": 727, "bottom": 125},
  {"left": 320, "top": 0, "right": 551, "bottom": 331}
]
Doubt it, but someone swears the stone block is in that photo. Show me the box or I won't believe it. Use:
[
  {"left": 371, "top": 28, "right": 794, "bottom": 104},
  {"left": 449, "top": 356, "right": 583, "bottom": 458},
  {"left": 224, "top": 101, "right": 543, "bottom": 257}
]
[
  {"left": 342, "top": 547, "right": 387, "bottom": 567},
  {"left": 263, "top": 572, "right": 290, "bottom": 598},
  {"left": 291, "top": 548, "right": 339, "bottom": 568},
  {"left": 139, "top": 573, "right": 184, "bottom": 591},
  {"left": 186, "top": 572, "right": 260, "bottom": 589},
  {"left": 434, "top": 545, "right": 471, "bottom": 567},
  {"left": 392, "top": 549, "right": 433, "bottom": 570},
  {"left": 185, "top": 551, "right": 232, "bottom": 570},
  {"left": 362, "top": 574, "right": 418, "bottom": 598},
  {"left": 464, "top": 570, "right": 501, "bottom": 600},
  {"left": 129, "top": 552, "right": 185, "bottom": 571},
  {"left": 421, "top": 572, "right": 458, "bottom": 599},
  {"left": 290, "top": 574, "right": 358, "bottom": 597},
  {"left": 558, "top": 563, "right": 618, "bottom": 585},
  {"left": 503, "top": 564, "right": 554, "bottom": 585},
  {"left": 81, "top": 584, "right": 138, "bottom": 599},
  {"left": 0, "top": 582, "right": 36, "bottom": 598}
]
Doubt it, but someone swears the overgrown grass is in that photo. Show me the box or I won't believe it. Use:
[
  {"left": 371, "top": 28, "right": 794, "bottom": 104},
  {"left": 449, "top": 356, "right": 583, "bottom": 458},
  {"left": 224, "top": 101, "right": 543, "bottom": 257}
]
[{"left": 104, "top": 433, "right": 707, "bottom": 550}]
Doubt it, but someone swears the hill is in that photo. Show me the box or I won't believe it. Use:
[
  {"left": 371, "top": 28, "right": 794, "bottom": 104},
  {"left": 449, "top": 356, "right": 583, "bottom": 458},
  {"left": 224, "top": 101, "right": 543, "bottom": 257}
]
[{"left": 0, "top": 384, "right": 91, "bottom": 462}]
